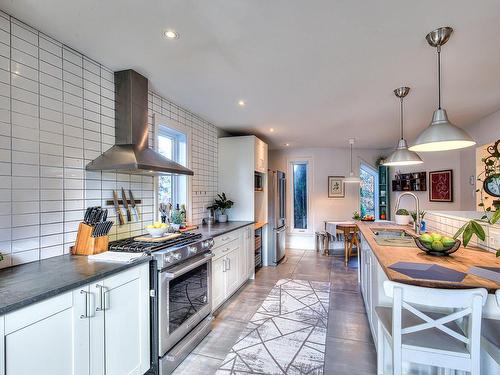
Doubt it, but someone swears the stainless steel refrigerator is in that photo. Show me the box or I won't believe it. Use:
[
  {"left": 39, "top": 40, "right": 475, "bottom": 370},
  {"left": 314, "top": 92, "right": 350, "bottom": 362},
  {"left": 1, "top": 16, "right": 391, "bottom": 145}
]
[{"left": 268, "top": 170, "right": 286, "bottom": 265}]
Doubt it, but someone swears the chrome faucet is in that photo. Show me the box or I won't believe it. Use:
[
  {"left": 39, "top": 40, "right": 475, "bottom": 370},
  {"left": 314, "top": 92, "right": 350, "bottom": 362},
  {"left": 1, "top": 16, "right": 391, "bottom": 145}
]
[{"left": 395, "top": 192, "right": 421, "bottom": 235}]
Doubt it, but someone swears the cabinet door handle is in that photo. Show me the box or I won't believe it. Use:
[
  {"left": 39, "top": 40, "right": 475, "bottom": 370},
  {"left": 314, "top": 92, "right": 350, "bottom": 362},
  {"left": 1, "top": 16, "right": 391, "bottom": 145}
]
[
  {"left": 80, "top": 290, "right": 90, "bottom": 319},
  {"left": 227, "top": 257, "right": 231, "bottom": 270},
  {"left": 222, "top": 258, "right": 226, "bottom": 272},
  {"left": 95, "top": 284, "right": 105, "bottom": 311}
]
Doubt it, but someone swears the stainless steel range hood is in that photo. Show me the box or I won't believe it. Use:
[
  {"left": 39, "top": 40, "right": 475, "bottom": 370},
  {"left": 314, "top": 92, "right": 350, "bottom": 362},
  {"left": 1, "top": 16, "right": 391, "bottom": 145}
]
[{"left": 86, "top": 70, "right": 194, "bottom": 176}]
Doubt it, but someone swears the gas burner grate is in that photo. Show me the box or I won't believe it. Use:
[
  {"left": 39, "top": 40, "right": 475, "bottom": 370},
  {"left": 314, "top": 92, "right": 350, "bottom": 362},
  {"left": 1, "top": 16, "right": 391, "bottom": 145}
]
[{"left": 108, "top": 232, "right": 202, "bottom": 253}]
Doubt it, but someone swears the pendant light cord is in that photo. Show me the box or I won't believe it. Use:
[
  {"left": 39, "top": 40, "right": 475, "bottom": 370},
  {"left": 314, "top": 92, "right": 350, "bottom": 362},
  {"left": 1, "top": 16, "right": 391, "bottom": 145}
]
[
  {"left": 349, "top": 143, "right": 353, "bottom": 173},
  {"left": 437, "top": 45, "right": 442, "bottom": 109},
  {"left": 400, "top": 97, "right": 404, "bottom": 139}
]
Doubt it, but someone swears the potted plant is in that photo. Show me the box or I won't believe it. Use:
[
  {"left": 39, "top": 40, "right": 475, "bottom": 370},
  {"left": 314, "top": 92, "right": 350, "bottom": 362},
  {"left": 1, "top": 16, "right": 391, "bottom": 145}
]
[
  {"left": 352, "top": 211, "right": 361, "bottom": 221},
  {"left": 170, "top": 209, "right": 185, "bottom": 231},
  {"left": 395, "top": 208, "right": 411, "bottom": 226},
  {"left": 209, "top": 193, "right": 234, "bottom": 223}
]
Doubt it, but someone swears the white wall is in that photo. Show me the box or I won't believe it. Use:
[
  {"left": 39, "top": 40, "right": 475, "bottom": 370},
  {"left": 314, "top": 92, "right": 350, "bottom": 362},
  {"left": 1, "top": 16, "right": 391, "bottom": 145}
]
[
  {"left": 460, "top": 109, "right": 500, "bottom": 210},
  {"left": 269, "top": 147, "right": 382, "bottom": 249},
  {"left": 0, "top": 12, "right": 219, "bottom": 268},
  {"left": 388, "top": 150, "right": 462, "bottom": 213}
]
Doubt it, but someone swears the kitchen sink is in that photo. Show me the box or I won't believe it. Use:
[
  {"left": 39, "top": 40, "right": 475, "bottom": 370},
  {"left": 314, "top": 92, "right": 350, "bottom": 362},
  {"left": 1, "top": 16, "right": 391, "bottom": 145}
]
[{"left": 370, "top": 228, "right": 416, "bottom": 247}]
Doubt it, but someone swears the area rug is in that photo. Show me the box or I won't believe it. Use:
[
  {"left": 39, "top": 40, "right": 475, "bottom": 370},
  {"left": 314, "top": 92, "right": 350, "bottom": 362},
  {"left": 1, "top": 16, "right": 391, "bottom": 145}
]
[{"left": 216, "top": 279, "right": 331, "bottom": 375}]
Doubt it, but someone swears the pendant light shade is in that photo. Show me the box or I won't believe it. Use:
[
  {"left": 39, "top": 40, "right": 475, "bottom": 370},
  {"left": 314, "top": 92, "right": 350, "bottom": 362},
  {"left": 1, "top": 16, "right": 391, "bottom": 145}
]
[
  {"left": 344, "top": 138, "right": 361, "bottom": 183},
  {"left": 383, "top": 87, "right": 423, "bottom": 166},
  {"left": 409, "top": 27, "right": 475, "bottom": 152}
]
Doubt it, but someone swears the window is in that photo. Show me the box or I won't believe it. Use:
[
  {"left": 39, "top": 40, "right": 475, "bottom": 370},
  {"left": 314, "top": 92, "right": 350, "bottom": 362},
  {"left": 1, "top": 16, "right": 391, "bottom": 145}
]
[
  {"left": 359, "top": 163, "right": 379, "bottom": 218},
  {"left": 157, "top": 124, "right": 188, "bottom": 209},
  {"left": 289, "top": 159, "right": 311, "bottom": 233}
]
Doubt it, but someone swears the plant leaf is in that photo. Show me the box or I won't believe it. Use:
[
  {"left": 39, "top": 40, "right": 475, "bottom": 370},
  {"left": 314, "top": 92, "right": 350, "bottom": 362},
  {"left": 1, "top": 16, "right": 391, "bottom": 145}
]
[
  {"left": 496, "top": 249, "right": 500, "bottom": 257},
  {"left": 470, "top": 221, "right": 486, "bottom": 241},
  {"left": 462, "top": 225, "right": 473, "bottom": 247},
  {"left": 490, "top": 209, "right": 500, "bottom": 225},
  {"left": 454, "top": 222, "right": 468, "bottom": 240}
]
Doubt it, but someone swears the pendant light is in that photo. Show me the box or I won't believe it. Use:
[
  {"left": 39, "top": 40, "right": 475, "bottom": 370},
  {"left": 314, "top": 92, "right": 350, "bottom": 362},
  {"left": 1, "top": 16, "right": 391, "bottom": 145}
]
[
  {"left": 409, "top": 27, "right": 475, "bottom": 152},
  {"left": 344, "top": 138, "right": 361, "bottom": 183},
  {"left": 383, "top": 87, "right": 423, "bottom": 166}
]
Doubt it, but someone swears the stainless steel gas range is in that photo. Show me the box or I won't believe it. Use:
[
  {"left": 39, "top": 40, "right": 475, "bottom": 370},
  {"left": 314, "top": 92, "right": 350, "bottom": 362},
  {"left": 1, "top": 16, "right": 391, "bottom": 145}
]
[{"left": 109, "top": 233, "right": 215, "bottom": 375}]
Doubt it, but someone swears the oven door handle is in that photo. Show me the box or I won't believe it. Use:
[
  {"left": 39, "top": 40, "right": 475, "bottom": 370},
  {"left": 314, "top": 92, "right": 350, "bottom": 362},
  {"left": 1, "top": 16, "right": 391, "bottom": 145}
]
[{"left": 162, "top": 252, "right": 214, "bottom": 279}]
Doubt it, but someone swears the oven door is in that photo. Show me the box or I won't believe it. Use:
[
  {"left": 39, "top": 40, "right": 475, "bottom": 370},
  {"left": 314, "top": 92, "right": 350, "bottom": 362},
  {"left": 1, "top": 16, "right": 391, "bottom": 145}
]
[{"left": 158, "top": 252, "right": 213, "bottom": 356}]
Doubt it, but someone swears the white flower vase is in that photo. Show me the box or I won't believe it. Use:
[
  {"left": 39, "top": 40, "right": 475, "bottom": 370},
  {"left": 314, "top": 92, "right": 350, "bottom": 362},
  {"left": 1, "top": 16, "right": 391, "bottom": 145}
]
[
  {"left": 218, "top": 214, "right": 228, "bottom": 223},
  {"left": 395, "top": 214, "right": 410, "bottom": 226}
]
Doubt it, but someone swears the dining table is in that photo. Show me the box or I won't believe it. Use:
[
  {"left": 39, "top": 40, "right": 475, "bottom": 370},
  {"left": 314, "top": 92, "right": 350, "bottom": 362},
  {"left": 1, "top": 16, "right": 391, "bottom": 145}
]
[{"left": 325, "top": 221, "right": 359, "bottom": 265}]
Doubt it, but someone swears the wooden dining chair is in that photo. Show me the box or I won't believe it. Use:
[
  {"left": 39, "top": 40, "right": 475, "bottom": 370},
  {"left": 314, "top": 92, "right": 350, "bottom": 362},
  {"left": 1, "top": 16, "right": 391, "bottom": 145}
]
[{"left": 345, "top": 226, "right": 360, "bottom": 265}]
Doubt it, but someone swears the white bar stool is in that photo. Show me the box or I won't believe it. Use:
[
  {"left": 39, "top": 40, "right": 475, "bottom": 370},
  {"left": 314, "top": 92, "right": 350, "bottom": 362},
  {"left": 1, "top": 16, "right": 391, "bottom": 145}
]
[
  {"left": 481, "top": 290, "right": 500, "bottom": 367},
  {"left": 376, "top": 281, "right": 487, "bottom": 374}
]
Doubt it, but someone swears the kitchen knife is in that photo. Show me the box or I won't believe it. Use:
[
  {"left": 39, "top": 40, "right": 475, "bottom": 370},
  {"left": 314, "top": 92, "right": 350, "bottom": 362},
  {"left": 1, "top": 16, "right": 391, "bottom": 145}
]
[
  {"left": 112, "top": 190, "right": 125, "bottom": 226},
  {"left": 84, "top": 207, "right": 93, "bottom": 224},
  {"left": 128, "top": 190, "right": 140, "bottom": 221},
  {"left": 121, "top": 188, "right": 132, "bottom": 222}
]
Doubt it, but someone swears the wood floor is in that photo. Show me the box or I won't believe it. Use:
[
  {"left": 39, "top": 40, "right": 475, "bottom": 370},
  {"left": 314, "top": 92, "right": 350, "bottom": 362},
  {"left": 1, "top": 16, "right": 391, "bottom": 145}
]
[{"left": 172, "top": 249, "right": 377, "bottom": 375}]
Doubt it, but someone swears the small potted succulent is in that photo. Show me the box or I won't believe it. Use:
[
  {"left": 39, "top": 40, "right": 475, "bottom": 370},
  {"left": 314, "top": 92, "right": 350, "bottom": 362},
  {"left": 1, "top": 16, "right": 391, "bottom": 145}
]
[
  {"left": 208, "top": 193, "right": 234, "bottom": 223},
  {"left": 170, "top": 209, "right": 185, "bottom": 231},
  {"left": 352, "top": 211, "right": 361, "bottom": 221},
  {"left": 395, "top": 208, "right": 411, "bottom": 226}
]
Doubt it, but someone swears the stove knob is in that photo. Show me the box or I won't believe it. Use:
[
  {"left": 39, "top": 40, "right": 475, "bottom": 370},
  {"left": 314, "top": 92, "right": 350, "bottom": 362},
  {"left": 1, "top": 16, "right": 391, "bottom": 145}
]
[
  {"left": 188, "top": 246, "right": 197, "bottom": 255},
  {"left": 173, "top": 252, "right": 182, "bottom": 261},
  {"left": 203, "top": 239, "right": 214, "bottom": 249},
  {"left": 164, "top": 255, "right": 173, "bottom": 263}
]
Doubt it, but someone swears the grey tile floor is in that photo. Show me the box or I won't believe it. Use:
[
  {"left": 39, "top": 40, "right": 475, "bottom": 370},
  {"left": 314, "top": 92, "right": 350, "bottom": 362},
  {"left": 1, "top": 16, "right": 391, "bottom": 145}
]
[{"left": 172, "top": 249, "right": 377, "bottom": 375}]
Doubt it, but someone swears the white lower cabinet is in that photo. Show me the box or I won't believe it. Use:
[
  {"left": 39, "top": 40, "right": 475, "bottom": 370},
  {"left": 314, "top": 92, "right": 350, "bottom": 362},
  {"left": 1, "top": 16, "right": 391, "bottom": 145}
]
[
  {"left": 2, "top": 290, "right": 89, "bottom": 375},
  {"left": 0, "top": 262, "right": 150, "bottom": 375},
  {"left": 211, "top": 225, "right": 255, "bottom": 311}
]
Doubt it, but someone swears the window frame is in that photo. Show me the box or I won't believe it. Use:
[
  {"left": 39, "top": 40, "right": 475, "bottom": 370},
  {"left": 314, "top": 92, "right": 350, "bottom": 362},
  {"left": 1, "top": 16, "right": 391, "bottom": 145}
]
[
  {"left": 287, "top": 157, "right": 313, "bottom": 235},
  {"left": 153, "top": 113, "right": 192, "bottom": 222},
  {"left": 359, "top": 161, "right": 379, "bottom": 218}
]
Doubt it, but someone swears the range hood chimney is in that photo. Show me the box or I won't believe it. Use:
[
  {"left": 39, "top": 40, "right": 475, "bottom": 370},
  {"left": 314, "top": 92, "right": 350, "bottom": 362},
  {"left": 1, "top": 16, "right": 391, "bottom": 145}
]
[{"left": 86, "top": 69, "right": 194, "bottom": 176}]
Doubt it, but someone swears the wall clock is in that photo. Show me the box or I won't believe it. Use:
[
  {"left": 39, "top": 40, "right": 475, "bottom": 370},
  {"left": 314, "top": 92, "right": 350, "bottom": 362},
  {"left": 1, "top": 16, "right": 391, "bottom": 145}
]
[
  {"left": 483, "top": 173, "right": 500, "bottom": 197},
  {"left": 480, "top": 139, "right": 500, "bottom": 200}
]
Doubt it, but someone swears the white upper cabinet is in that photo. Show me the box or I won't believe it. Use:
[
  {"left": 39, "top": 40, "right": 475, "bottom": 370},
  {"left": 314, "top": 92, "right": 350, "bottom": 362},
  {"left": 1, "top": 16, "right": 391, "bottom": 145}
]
[
  {"left": 218, "top": 135, "right": 268, "bottom": 222},
  {"left": 254, "top": 137, "right": 268, "bottom": 173}
]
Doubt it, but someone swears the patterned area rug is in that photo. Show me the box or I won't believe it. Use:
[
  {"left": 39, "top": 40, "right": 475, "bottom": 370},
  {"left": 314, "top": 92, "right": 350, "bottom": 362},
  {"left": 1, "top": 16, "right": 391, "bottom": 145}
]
[{"left": 216, "top": 279, "right": 331, "bottom": 375}]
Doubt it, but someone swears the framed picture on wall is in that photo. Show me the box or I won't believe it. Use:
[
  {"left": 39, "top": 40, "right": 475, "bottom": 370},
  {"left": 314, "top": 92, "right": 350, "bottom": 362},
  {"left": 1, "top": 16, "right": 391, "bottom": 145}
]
[
  {"left": 429, "top": 169, "right": 453, "bottom": 202},
  {"left": 328, "top": 176, "right": 345, "bottom": 198}
]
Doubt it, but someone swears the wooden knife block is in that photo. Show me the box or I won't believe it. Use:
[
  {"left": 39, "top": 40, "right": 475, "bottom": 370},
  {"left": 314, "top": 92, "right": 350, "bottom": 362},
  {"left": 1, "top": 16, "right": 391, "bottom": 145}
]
[{"left": 72, "top": 222, "right": 109, "bottom": 256}]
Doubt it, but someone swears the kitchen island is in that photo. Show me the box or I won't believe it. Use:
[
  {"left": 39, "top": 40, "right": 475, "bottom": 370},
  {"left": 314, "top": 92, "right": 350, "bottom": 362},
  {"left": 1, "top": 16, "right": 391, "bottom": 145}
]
[{"left": 357, "top": 221, "right": 500, "bottom": 374}]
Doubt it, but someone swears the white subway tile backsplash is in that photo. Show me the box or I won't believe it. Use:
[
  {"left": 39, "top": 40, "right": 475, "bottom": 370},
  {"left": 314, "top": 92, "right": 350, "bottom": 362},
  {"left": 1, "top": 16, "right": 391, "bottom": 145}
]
[{"left": 0, "top": 12, "right": 219, "bottom": 267}]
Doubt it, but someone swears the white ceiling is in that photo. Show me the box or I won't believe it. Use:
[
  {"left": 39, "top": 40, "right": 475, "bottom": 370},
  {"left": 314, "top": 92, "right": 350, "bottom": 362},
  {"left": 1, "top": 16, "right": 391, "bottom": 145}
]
[{"left": 2, "top": 0, "right": 500, "bottom": 149}]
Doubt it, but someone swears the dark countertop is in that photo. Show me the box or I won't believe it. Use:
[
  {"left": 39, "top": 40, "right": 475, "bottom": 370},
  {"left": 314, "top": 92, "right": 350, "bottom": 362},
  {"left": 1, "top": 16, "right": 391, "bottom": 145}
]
[
  {"left": 0, "top": 254, "right": 151, "bottom": 315},
  {"left": 0, "top": 221, "right": 253, "bottom": 316},
  {"left": 195, "top": 221, "right": 255, "bottom": 239}
]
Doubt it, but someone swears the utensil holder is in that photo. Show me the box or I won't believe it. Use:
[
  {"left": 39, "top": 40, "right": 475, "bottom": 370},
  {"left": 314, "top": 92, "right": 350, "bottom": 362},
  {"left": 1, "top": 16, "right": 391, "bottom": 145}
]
[{"left": 71, "top": 222, "right": 109, "bottom": 256}]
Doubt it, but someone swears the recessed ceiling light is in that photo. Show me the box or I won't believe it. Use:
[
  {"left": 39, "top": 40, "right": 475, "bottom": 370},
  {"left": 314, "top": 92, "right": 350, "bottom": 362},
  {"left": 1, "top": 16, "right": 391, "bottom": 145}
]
[
  {"left": 284, "top": 143, "right": 290, "bottom": 147},
  {"left": 269, "top": 128, "right": 275, "bottom": 133},
  {"left": 238, "top": 100, "right": 246, "bottom": 107},
  {"left": 164, "top": 29, "right": 179, "bottom": 39}
]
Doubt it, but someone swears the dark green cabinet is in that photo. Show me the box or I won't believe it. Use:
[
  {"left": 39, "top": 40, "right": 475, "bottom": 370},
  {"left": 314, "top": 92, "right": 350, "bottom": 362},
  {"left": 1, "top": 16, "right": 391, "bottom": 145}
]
[{"left": 378, "top": 166, "right": 390, "bottom": 220}]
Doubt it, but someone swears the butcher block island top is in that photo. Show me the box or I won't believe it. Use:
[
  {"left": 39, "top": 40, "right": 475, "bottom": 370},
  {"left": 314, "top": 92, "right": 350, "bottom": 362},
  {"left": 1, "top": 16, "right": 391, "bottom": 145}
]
[{"left": 357, "top": 221, "right": 500, "bottom": 293}]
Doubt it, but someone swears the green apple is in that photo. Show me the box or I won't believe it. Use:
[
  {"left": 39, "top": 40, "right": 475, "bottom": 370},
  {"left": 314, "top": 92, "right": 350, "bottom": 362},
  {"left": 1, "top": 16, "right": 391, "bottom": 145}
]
[
  {"left": 441, "top": 236, "right": 456, "bottom": 249},
  {"left": 431, "top": 240, "right": 445, "bottom": 252},
  {"left": 419, "top": 233, "right": 433, "bottom": 243},
  {"left": 431, "top": 233, "right": 442, "bottom": 242}
]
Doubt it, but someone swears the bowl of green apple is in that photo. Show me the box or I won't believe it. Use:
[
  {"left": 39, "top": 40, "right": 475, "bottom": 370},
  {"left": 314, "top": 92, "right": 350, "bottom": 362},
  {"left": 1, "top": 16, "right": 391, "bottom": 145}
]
[{"left": 415, "top": 232, "right": 461, "bottom": 256}]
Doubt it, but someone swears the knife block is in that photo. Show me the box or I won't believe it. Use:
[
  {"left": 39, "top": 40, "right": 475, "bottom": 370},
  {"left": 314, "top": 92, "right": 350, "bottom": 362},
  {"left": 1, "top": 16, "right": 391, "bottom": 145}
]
[{"left": 72, "top": 222, "right": 109, "bottom": 256}]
